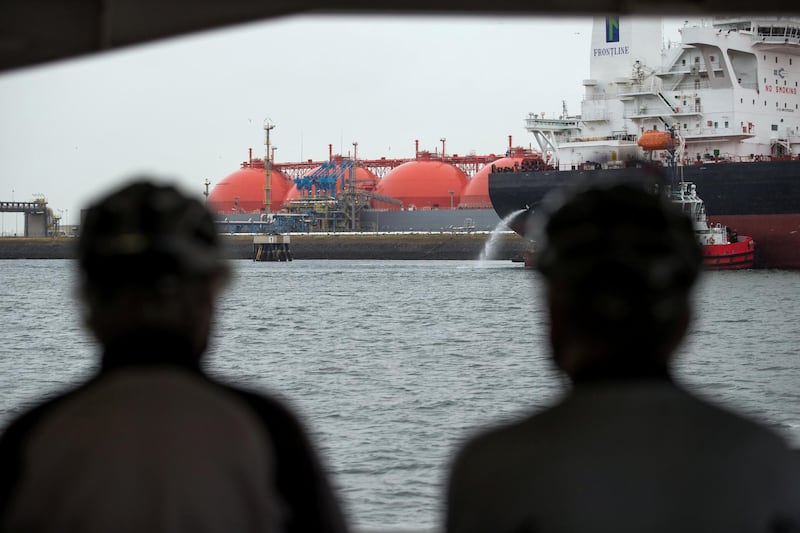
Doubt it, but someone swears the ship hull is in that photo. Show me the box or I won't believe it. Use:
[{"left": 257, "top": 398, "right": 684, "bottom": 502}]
[
  {"left": 702, "top": 236, "right": 755, "bottom": 270},
  {"left": 489, "top": 160, "right": 800, "bottom": 269}
]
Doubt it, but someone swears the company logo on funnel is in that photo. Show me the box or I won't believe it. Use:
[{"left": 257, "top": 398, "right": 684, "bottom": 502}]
[{"left": 606, "top": 17, "right": 620, "bottom": 43}]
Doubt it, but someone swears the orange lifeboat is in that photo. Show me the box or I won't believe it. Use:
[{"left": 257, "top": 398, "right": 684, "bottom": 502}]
[{"left": 637, "top": 130, "right": 674, "bottom": 151}]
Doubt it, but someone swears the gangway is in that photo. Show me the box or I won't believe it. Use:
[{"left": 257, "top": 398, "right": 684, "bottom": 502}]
[{"left": 294, "top": 159, "right": 354, "bottom": 197}]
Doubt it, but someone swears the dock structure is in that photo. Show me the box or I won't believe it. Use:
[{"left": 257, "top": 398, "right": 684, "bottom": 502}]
[
  {"left": 253, "top": 234, "right": 292, "bottom": 261},
  {"left": 0, "top": 201, "right": 50, "bottom": 237}
]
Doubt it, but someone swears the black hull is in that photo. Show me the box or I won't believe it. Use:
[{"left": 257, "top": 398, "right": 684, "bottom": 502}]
[{"left": 488, "top": 160, "right": 800, "bottom": 269}]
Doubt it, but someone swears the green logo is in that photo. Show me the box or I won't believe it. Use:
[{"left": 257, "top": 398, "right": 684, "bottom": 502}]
[{"left": 606, "top": 17, "right": 620, "bottom": 43}]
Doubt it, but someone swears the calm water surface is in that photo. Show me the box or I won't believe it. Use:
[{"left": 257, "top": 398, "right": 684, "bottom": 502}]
[{"left": 1, "top": 259, "right": 798, "bottom": 529}]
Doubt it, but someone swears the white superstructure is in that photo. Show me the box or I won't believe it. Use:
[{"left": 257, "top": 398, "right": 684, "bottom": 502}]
[{"left": 527, "top": 16, "right": 800, "bottom": 170}]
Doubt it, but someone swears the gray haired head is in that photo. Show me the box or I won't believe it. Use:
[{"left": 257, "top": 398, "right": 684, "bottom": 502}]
[
  {"left": 77, "top": 180, "right": 229, "bottom": 352},
  {"left": 78, "top": 180, "right": 228, "bottom": 289}
]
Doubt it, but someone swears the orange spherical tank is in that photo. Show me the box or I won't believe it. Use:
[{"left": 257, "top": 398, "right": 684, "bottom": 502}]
[
  {"left": 350, "top": 166, "right": 379, "bottom": 192},
  {"left": 374, "top": 160, "right": 468, "bottom": 210},
  {"left": 459, "top": 157, "right": 524, "bottom": 209},
  {"left": 284, "top": 165, "right": 378, "bottom": 202},
  {"left": 207, "top": 166, "right": 292, "bottom": 214}
]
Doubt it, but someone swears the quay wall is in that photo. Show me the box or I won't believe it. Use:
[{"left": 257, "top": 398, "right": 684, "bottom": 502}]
[{"left": 0, "top": 233, "right": 530, "bottom": 261}]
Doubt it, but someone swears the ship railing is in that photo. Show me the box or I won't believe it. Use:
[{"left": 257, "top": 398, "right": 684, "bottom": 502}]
[
  {"left": 524, "top": 118, "right": 580, "bottom": 129},
  {"left": 754, "top": 35, "right": 800, "bottom": 47},
  {"left": 756, "top": 24, "right": 800, "bottom": 40},
  {"left": 682, "top": 153, "right": 795, "bottom": 164},
  {"left": 682, "top": 126, "right": 749, "bottom": 138},
  {"left": 583, "top": 92, "right": 608, "bottom": 102},
  {"left": 355, "top": 528, "right": 441, "bottom": 533},
  {"left": 625, "top": 78, "right": 664, "bottom": 95},
  {"left": 663, "top": 78, "right": 713, "bottom": 92},
  {"left": 580, "top": 110, "right": 609, "bottom": 122}
]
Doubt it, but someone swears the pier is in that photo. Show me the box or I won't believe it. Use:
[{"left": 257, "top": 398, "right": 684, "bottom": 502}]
[{"left": 253, "top": 234, "right": 292, "bottom": 261}]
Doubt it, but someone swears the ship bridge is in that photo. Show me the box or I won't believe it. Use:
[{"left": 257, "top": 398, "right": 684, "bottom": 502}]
[
  {"left": 524, "top": 110, "right": 582, "bottom": 159},
  {"left": 746, "top": 20, "right": 800, "bottom": 55},
  {"left": 691, "top": 18, "right": 800, "bottom": 55}
]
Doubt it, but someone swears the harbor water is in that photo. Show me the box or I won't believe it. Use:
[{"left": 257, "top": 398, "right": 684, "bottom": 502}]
[{"left": 1, "top": 259, "right": 799, "bottom": 529}]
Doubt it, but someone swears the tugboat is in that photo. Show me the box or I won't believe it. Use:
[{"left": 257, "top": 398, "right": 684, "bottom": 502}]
[
  {"left": 671, "top": 181, "right": 756, "bottom": 270},
  {"left": 520, "top": 177, "right": 756, "bottom": 270},
  {"left": 652, "top": 127, "right": 756, "bottom": 270}
]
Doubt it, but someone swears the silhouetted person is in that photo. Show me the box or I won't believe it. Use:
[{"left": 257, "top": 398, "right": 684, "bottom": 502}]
[
  {"left": 0, "top": 181, "right": 348, "bottom": 533},
  {"left": 446, "top": 182, "right": 800, "bottom": 533}
]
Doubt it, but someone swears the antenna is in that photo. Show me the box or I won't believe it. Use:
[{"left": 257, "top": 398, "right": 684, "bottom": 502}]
[{"left": 264, "top": 119, "right": 276, "bottom": 213}]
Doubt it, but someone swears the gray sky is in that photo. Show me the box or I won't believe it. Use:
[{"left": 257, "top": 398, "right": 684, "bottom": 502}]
[{"left": 0, "top": 15, "right": 681, "bottom": 229}]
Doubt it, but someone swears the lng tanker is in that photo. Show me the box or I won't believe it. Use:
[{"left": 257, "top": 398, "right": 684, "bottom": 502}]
[{"left": 488, "top": 16, "right": 800, "bottom": 269}]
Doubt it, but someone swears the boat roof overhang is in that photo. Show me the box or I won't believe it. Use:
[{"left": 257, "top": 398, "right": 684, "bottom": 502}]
[
  {"left": 752, "top": 41, "right": 800, "bottom": 55},
  {"left": 683, "top": 133, "right": 756, "bottom": 143},
  {"left": 2, "top": 1, "right": 799, "bottom": 74}
]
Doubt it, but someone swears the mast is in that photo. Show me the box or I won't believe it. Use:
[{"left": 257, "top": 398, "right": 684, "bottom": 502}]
[{"left": 263, "top": 119, "right": 275, "bottom": 214}]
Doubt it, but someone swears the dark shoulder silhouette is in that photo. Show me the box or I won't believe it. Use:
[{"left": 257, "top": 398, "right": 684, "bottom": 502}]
[
  {"left": 446, "top": 181, "right": 800, "bottom": 533},
  {"left": 0, "top": 180, "right": 349, "bottom": 533}
]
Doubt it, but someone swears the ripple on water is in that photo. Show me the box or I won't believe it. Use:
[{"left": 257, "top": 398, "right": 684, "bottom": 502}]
[{"left": 2, "top": 261, "right": 799, "bottom": 528}]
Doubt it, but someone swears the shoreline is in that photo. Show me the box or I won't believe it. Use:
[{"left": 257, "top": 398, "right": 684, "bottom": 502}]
[{"left": 0, "top": 233, "right": 530, "bottom": 261}]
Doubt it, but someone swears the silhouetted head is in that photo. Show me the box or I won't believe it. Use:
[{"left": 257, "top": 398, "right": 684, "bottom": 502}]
[
  {"left": 78, "top": 180, "right": 229, "bottom": 356},
  {"left": 535, "top": 181, "right": 702, "bottom": 380}
]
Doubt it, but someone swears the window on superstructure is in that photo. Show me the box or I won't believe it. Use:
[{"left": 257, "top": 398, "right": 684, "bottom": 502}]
[{"left": 725, "top": 121, "right": 729, "bottom": 128}]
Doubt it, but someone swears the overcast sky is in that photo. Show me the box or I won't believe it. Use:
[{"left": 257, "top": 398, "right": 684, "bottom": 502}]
[{"left": 0, "top": 14, "right": 683, "bottom": 230}]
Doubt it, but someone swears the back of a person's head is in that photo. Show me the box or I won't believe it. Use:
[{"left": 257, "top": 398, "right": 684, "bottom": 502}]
[
  {"left": 78, "top": 179, "right": 229, "bottom": 349},
  {"left": 535, "top": 180, "right": 702, "bottom": 372}
]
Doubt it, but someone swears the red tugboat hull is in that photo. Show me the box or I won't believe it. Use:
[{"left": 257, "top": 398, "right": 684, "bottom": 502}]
[
  {"left": 523, "top": 237, "right": 757, "bottom": 271},
  {"left": 702, "top": 236, "right": 755, "bottom": 270}
]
